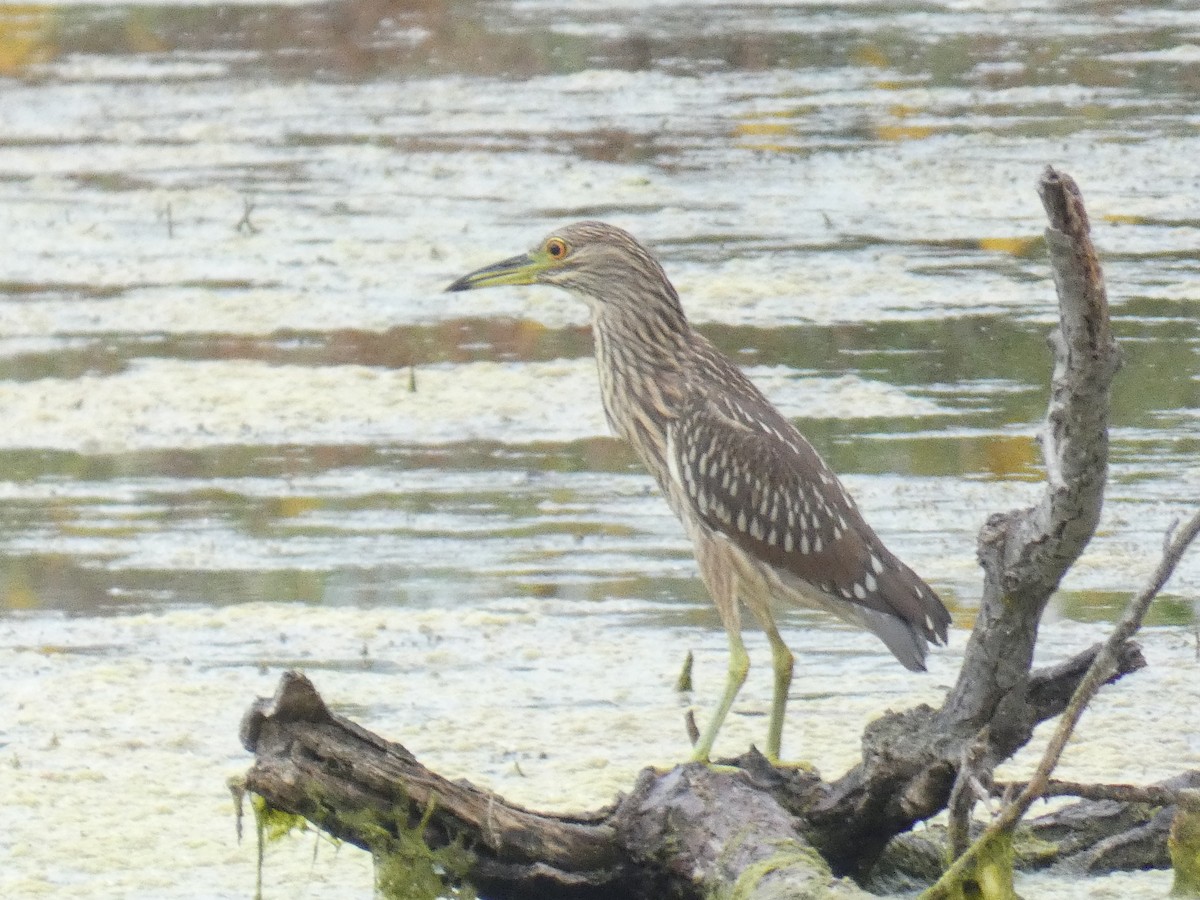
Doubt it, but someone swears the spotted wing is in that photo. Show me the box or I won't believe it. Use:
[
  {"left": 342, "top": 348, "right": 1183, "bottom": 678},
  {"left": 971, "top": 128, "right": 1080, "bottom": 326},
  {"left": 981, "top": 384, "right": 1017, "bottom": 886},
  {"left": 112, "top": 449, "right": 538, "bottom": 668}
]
[{"left": 668, "top": 392, "right": 949, "bottom": 666}]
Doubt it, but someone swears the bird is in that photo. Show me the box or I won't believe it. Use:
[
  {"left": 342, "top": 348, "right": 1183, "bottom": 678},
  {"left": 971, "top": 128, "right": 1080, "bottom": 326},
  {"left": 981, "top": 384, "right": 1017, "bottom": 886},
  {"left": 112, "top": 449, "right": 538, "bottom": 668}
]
[{"left": 446, "top": 221, "right": 950, "bottom": 762}]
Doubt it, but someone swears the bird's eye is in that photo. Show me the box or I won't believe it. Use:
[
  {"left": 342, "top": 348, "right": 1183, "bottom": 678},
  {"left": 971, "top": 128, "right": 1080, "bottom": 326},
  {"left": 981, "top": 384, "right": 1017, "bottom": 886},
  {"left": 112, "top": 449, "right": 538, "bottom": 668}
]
[{"left": 545, "top": 237, "right": 569, "bottom": 259}]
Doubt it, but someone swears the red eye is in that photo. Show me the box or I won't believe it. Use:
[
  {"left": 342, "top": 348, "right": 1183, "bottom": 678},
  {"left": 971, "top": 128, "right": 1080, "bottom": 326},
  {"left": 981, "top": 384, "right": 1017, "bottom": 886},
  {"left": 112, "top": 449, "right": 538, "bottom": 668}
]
[{"left": 546, "top": 238, "right": 568, "bottom": 259}]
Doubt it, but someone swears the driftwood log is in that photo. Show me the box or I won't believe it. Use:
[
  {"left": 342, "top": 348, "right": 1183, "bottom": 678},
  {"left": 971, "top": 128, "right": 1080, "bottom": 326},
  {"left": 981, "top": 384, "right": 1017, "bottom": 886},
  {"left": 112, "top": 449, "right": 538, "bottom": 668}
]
[{"left": 238, "top": 168, "right": 1197, "bottom": 898}]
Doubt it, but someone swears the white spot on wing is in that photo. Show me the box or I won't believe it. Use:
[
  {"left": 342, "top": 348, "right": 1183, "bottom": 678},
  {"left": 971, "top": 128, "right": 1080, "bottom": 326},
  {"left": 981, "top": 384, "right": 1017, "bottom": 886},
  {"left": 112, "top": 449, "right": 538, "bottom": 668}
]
[{"left": 666, "top": 426, "right": 684, "bottom": 490}]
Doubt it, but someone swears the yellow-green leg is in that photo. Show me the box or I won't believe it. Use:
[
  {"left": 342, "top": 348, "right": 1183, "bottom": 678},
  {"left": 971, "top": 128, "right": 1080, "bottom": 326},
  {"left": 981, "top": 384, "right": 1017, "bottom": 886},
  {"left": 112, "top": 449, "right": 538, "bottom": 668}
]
[
  {"left": 764, "top": 621, "right": 794, "bottom": 762},
  {"left": 690, "top": 628, "right": 750, "bottom": 762}
]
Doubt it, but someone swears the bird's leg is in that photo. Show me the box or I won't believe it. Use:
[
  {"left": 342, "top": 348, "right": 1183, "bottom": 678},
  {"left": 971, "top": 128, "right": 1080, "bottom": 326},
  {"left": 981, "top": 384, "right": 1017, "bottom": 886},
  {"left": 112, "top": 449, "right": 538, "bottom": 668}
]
[
  {"left": 763, "top": 620, "right": 794, "bottom": 762},
  {"left": 690, "top": 628, "right": 749, "bottom": 763}
]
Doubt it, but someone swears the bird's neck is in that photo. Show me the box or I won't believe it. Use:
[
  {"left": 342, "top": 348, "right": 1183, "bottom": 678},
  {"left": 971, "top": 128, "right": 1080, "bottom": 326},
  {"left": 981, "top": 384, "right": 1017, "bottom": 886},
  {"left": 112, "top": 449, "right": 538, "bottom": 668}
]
[
  {"left": 590, "top": 296, "right": 691, "bottom": 353},
  {"left": 589, "top": 303, "right": 693, "bottom": 484}
]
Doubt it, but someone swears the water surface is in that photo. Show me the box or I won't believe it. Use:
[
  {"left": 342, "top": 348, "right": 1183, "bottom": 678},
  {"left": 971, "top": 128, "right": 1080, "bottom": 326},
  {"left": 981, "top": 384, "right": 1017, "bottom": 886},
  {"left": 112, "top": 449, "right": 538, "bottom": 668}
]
[{"left": 1, "top": 1, "right": 1197, "bottom": 897}]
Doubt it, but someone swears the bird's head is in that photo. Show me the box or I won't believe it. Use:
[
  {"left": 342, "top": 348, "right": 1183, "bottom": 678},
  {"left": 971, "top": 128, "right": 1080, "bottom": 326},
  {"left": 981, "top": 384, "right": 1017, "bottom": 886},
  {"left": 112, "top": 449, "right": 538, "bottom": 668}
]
[{"left": 446, "top": 221, "right": 685, "bottom": 321}]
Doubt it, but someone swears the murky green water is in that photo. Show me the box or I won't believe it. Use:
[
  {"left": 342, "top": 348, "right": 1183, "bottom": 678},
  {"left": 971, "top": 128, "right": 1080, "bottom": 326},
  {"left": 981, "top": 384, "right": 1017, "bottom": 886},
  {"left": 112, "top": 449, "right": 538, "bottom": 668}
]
[{"left": 1, "top": 1, "right": 1197, "bottom": 897}]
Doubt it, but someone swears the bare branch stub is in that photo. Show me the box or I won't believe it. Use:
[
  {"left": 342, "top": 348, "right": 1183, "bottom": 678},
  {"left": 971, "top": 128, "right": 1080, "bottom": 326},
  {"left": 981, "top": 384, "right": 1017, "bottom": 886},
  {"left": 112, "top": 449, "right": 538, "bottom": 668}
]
[
  {"left": 807, "top": 168, "right": 1125, "bottom": 876},
  {"left": 1037, "top": 166, "right": 1110, "bottom": 350},
  {"left": 1025, "top": 639, "right": 1145, "bottom": 721},
  {"left": 938, "top": 166, "right": 1121, "bottom": 753}
]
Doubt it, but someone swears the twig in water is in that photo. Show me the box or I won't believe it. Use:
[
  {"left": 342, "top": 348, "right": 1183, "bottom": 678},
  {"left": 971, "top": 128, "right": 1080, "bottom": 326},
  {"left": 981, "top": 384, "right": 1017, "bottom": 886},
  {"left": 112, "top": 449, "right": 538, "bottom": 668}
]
[
  {"left": 237, "top": 198, "right": 259, "bottom": 234},
  {"left": 675, "top": 649, "right": 694, "bottom": 692},
  {"left": 684, "top": 709, "right": 700, "bottom": 747}
]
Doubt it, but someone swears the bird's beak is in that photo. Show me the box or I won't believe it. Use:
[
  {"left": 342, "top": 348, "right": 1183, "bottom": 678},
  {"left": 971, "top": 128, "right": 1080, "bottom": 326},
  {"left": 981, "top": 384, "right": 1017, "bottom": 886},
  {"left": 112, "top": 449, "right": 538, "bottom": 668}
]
[{"left": 445, "top": 252, "right": 546, "bottom": 292}]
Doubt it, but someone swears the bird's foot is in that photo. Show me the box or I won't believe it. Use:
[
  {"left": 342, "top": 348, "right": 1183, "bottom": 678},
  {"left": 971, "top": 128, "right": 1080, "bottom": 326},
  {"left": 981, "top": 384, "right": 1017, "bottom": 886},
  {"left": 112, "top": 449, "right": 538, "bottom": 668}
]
[
  {"left": 700, "top": 761, "right": 744, "bottom": 773},
  {"left": 721, "top": 745, "right": 820, "bottom": 781},
  {"left": 684, "top": 746, "right": 745, "bottom": 773},
  {"left": 764, "top": 755, "right": 817, "bottom": 773}
]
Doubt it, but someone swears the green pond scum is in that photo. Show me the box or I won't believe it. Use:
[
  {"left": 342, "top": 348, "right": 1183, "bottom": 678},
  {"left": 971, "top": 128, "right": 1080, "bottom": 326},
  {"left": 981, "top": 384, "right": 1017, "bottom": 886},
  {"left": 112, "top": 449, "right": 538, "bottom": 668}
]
[
  {"left": 359, "top": 798, "right": 476, "bottom": 900},
  {"left": 1171, "top": 791, "right": 1200, "bottom": 898},
  {"left": 249, "top": 794, "right": 313, "bottom": 900},
  {"left": 240, "top": 792, "right": 472, "bottom": 900},
  {"left": 246, "top": 786, "right": 476, "bottom": 900},
  {"left": 724, "top": 841, "right": 848, "bottom": 900},
  {"left": 931, "top": 829, "right": 1018, "bottom": 900}
]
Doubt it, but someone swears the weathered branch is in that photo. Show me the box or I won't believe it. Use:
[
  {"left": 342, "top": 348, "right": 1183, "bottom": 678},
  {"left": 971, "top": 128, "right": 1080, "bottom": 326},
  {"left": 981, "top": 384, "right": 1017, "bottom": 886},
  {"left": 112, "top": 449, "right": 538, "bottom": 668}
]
[
  {"left": 802, "top": 640, "right": 1143, "bottom": 874},
  {"left": 241, "top": 663, "right": 1186, "bottom": 898},
  {"left": 1024, "top": 639, "right": 1145, "bottom": 721},
  {"left": 923, "top": 509, "right": 1200, "bottom": 898},
  {"left": 938, "top": 166, "right": 1121, "bottom": 751},
  {"left": 996, "top": 779, "right": 1185, "bottom": 807},
  {"left": 876, "top": 770, "right": 1200, "bottom": 888},
  {"left": 242, "top": 670, "right": 880, "bottom": 899},
  {"left": 805, "top": 167, "right": 1125, "bottom": 876},
  {"left": 938, "top": 638, "right": 1147, "bottom": 873},
  {"left": 1023, "top": 513, "right": 1200, "bottom": 806}
]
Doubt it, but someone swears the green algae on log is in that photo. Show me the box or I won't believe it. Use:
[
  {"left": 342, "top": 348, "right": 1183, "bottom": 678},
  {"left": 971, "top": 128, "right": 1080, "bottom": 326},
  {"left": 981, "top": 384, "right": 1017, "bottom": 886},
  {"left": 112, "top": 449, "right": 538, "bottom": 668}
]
[{"left": 1171, "top": 790, "right": 1200, "bottom": 898}]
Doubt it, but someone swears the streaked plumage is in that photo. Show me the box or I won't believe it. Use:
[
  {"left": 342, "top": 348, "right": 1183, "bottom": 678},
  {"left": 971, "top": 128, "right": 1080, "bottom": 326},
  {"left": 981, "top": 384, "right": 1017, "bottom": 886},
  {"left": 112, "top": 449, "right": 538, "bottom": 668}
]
[{"left": 447, "top": 221, "right": 950, "bottom": 761}]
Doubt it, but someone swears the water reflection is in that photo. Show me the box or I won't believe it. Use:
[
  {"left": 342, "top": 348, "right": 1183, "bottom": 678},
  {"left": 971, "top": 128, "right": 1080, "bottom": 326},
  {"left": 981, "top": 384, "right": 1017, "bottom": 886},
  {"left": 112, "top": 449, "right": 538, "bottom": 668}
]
[{"left": 0, "top": 293, "right": 1193, "bottom": 616}]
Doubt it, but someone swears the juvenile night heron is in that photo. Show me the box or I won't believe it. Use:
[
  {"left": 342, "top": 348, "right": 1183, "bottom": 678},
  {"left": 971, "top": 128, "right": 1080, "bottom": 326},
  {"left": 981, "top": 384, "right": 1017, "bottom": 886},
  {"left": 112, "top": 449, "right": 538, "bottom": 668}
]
[{"left": 447, "top": 221, "right": 950, "bottom": 762}]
